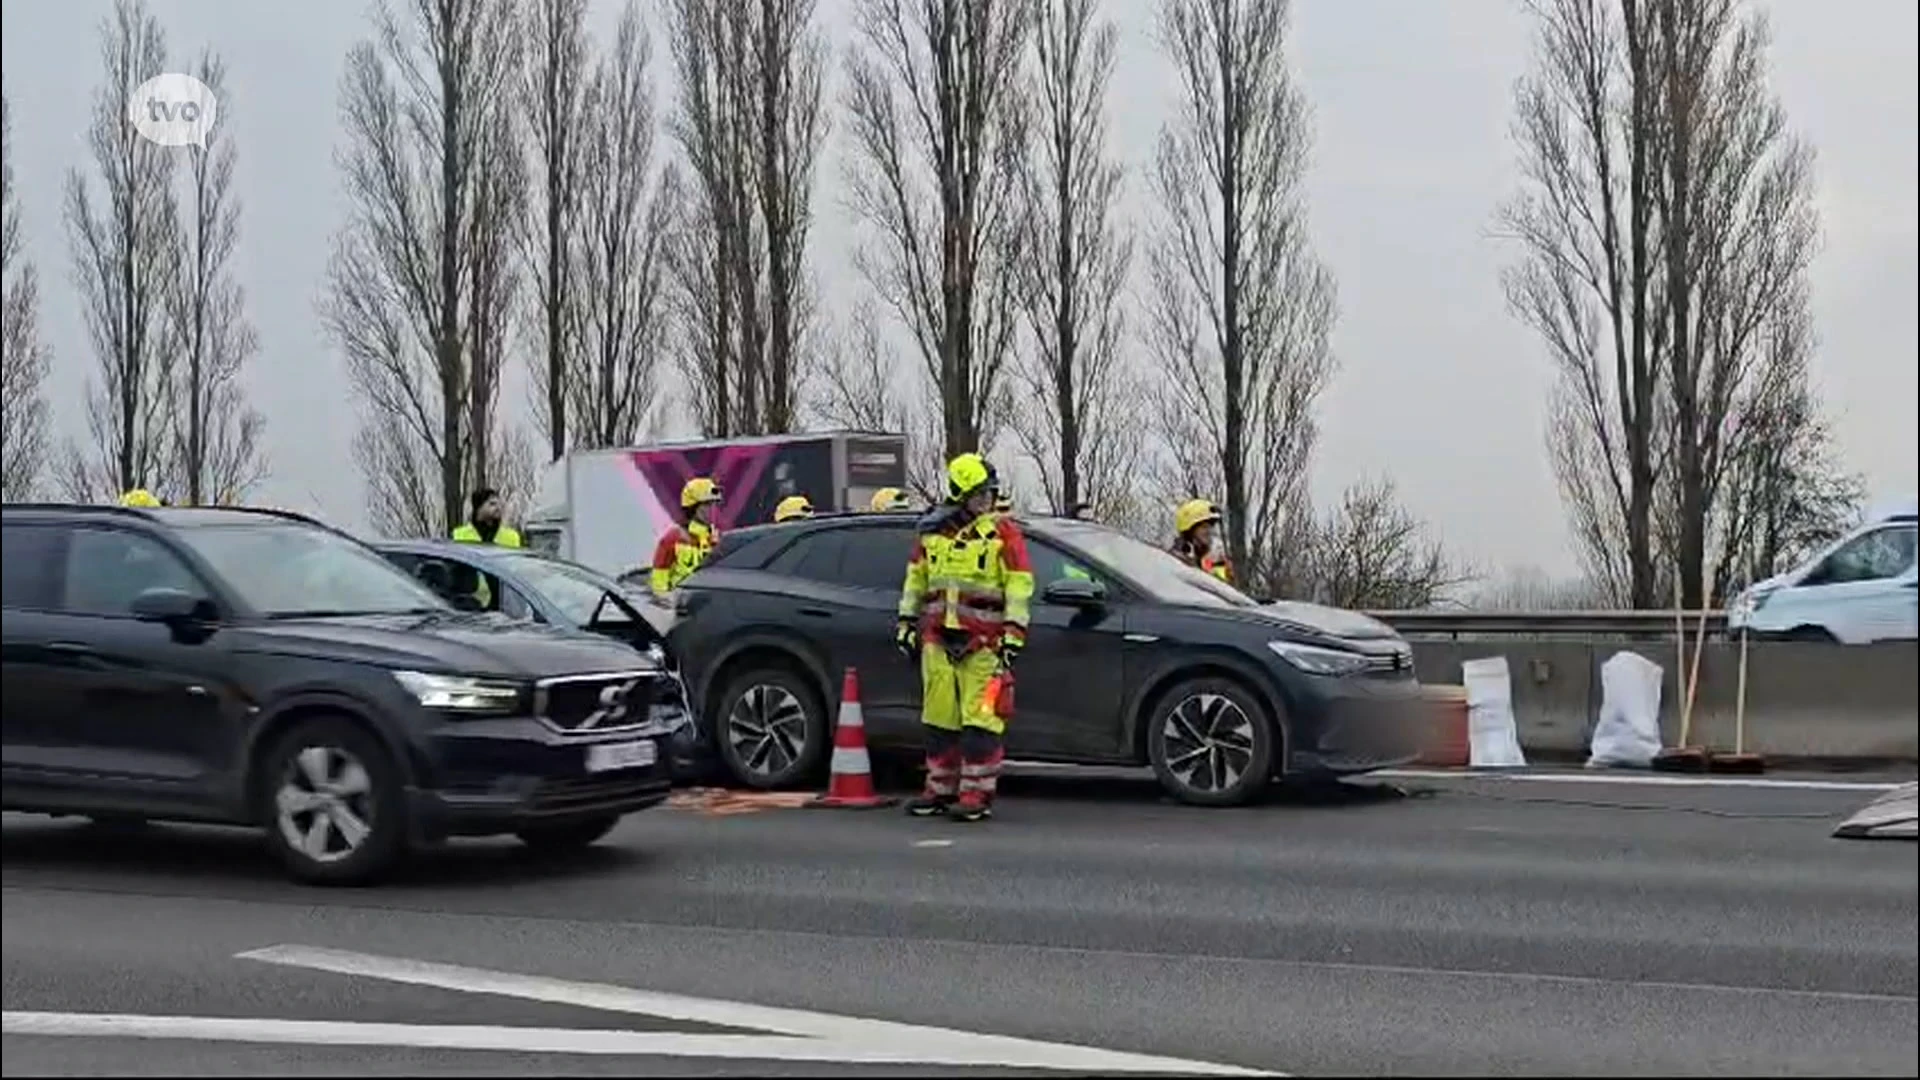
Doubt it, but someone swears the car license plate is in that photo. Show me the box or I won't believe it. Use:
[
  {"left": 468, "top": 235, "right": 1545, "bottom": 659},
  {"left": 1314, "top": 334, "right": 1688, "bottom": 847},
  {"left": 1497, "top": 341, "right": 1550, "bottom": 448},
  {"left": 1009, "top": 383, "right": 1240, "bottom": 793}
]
[{"left": 586, "top": 739, "right": 657, "bottom": 773}]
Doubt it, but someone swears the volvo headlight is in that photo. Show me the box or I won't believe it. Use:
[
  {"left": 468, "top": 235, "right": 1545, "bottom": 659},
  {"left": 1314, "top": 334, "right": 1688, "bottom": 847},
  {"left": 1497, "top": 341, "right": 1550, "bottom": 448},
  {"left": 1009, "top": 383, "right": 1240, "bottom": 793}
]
[
  {"left": 392, "top": 670, "right": 523, "bottom": 713},
  {"left": 1267, "top": 640, "right": 1370, "bottom": 677}
]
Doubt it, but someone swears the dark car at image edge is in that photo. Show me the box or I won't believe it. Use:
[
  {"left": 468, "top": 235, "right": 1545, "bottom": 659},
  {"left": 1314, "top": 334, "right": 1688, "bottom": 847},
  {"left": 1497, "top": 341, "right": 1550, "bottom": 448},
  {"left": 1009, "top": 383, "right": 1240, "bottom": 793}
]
[
  {"left": 667, "top": 513, "right": 1427, "bottom": 805},
  {"left": 1, "top": 504, "right": 680, "bottom": 884}
]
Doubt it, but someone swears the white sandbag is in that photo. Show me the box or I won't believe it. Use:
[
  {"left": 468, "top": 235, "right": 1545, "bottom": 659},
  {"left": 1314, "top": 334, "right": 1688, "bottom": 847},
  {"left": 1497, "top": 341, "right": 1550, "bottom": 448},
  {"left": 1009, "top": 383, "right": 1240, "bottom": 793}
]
[
  {"left": 1462, "top": 656, "right": 1526, "bottom": 768},
  {"left": 1588, "top": 650, "right": 1665, "bottom": 768}
]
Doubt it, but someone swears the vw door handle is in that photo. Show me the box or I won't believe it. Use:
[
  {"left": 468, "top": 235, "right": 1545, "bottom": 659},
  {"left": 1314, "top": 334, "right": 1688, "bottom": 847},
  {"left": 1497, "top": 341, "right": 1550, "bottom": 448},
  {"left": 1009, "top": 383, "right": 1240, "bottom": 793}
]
[{"left": 797, "top": 607, "right": 834, "bottom": 619}]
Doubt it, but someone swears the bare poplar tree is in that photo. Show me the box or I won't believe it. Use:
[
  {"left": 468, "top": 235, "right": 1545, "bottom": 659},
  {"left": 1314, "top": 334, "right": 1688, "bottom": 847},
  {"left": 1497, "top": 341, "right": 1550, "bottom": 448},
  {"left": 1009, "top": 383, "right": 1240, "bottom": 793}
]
[
  {"left": 570, "top": 1, "right": 676, "bottom": 448},
  {"left": 521, "top": 0, "right": 589, "bottom": 460},
  {"left": 1007, "top": 0, "right": 1136, "bottom": 516},
  {"left": 165, "top": 51, "right": 265, "bottom": 505},
  {"left": 668, "top": 0, "right": 827, "bottom": 436},
  {"left": 1502, "top": 0, "right": 1836, "bottom": 608},
  {"left": 1652, "top": 0, "right": 1822, "bottom": 607},
  {"left": 2, "top": 93, "right": 52, "bottom": 500},
  {"left": 326, "top": 0, "right": 524, "bottom": 535},
  {"left": 63, "top": 0, "right": 177, "bottom": 501},
  {"left": 843, "top": 0, "right": 1032, "bottom": 458},
  {"left": 1146, "top": 0, "right": 1337, "bottom": 591},
  {"left": 1499, "top": 0, "right": 1667, "bottom": 608}
]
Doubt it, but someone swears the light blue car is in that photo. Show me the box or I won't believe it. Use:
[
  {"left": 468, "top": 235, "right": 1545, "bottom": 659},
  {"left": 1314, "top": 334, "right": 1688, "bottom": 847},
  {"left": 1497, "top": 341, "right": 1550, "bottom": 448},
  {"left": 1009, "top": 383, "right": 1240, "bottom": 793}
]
[{"left": 1728, "top": 503, "right": 1918, "bottom": 644}]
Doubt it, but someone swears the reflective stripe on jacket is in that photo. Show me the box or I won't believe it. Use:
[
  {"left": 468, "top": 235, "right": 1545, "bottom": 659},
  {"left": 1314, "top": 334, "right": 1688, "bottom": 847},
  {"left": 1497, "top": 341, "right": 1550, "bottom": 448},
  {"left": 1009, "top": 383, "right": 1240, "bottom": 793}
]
[
  {"left": 650, "top": 520, "right": 718, "bottom": 596},
  {"left": 899, "top": 512, "right": 1035, "bottom": 650}
]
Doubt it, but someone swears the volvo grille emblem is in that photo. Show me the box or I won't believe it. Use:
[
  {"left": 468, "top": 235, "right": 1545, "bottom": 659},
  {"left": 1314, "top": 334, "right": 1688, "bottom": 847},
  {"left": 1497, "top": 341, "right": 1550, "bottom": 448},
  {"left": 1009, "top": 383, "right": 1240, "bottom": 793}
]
[{"left": 579, "top": 680, "right": 635, "bottom": 730}]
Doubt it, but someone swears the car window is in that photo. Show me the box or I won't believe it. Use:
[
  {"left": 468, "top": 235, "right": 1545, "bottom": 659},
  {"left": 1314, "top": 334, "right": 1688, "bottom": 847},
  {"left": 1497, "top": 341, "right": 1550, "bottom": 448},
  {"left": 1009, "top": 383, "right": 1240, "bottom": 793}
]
[
  {"left": 495, "top": 553, "right": 632, "bottom": 626},
  {"left": 1027, "top": 539, "right": 1105, "bottom": 599},
  {"left": 1816, "top": 525, "right": 1918, "bottom": 585},
  {"left": 493, "top": 576, "right": 538, "bottom": 621},
  {"left": 62, "top": 527, "right": 206, "bottom": 618},
  {"left": 173, "top": 522, "right": 446, "bottom": 618},
  {"left": 1, "top": 524, "right": 65, "bottom": 610},
  {"left": 839, "top": 527, "right": 915, "bottom": 591},
  {"left": 768, "top": 530, "right": 846, "bottom": 584}
]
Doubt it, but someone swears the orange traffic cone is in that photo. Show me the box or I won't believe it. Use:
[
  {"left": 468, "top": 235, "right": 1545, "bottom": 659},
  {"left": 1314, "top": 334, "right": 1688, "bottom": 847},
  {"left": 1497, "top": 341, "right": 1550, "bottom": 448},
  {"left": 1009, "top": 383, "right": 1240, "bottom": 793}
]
[{"left": 808, "top": 668, "right": 896, "bottom": 809}]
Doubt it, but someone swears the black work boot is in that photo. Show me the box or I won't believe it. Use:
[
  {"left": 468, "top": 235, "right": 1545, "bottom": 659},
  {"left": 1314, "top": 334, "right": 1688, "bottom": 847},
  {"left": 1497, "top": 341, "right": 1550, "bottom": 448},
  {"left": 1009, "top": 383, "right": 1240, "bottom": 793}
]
[{"left": 905, "top": 793, "right": 954, "bottom": 817}]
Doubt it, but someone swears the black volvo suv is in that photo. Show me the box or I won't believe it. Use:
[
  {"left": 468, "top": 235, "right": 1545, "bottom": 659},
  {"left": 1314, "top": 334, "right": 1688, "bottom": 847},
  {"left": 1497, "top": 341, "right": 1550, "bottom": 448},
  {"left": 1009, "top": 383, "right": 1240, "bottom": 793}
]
[{"left": 1, "top": 504, "right": 678, "bottom": 884}]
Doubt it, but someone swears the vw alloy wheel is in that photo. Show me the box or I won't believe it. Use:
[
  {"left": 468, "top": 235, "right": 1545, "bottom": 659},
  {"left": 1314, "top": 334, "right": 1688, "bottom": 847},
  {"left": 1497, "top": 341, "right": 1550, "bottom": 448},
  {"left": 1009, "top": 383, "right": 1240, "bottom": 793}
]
[
  {"left": 1162, "top": 693, "right": 1257, "bottom": 796},
  {"left": 725, "top": 683, "right": 809, "bottom": 783}
]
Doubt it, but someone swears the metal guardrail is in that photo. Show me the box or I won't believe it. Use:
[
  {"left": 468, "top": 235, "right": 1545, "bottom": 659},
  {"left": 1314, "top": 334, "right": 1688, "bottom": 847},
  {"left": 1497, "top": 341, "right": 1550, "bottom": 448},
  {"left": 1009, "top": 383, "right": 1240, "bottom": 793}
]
[{"left": 1366, "top": 609, "right": 1730, "bottom": 639}]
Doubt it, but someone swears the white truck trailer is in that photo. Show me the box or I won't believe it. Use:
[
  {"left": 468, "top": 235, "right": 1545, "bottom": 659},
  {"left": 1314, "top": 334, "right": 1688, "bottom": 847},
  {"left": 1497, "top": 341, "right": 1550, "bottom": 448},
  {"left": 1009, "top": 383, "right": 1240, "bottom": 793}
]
[{"left": 522, "top": 431, "right": 909, "bottom": 579}]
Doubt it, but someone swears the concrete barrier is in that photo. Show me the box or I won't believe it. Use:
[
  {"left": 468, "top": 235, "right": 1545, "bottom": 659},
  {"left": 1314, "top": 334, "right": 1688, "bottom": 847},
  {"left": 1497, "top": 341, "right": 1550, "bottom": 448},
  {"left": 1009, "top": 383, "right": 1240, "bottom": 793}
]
[{"left": 1407, "top": 639, "right": 1919, "bottom": 763}]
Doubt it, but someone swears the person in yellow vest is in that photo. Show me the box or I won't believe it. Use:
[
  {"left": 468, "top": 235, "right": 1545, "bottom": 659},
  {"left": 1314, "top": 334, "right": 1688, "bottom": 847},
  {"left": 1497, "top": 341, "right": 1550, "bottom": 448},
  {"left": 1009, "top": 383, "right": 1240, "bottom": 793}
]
[
  {"left": 1170, "top": 498, "right": 1233, "bottom": 585},
  {"left": 869, "top": 487, "right": 912, "bottom": 512},
  {"left": 896, "top": 453, "right": 1035, "bottom": 823},
  {"left": 451, "top": 488, "right": 522, "bottom": 548},
  {"left": 774, "top": 495, "right": 815, "bottom": 523},
  {"left": 650, "top": 477, "right": 723, "bottom": 599},
  {"left": 119, "top": 489, "right": 163, "bottom": 508}
]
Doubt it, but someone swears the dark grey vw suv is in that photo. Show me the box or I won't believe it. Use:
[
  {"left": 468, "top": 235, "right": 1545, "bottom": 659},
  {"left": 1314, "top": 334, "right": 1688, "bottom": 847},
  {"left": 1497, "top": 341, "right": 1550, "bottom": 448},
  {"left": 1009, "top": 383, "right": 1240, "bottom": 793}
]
[
  {"left": 2, "top": 504, "right": 679, "bottom": 884},
  {"left": 668, "top": 514, "right": 1426, "bottom": 806}
]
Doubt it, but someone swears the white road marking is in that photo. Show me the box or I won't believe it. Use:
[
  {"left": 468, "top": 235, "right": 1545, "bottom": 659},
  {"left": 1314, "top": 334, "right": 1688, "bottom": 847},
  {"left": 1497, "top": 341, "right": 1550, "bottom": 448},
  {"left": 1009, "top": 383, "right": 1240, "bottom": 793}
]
[
  {"left": 0, "top": 1012, "right": 1262, "bottom": 1071},
  {"left": 178, "top": 944, "right": 1272, "bottom": 1075},
  {"left": 913, "top": 839, "right": 954, "bottom": 848},
  {"left": 1376, "top": 769, "right": 1904, "bottom": 793}
]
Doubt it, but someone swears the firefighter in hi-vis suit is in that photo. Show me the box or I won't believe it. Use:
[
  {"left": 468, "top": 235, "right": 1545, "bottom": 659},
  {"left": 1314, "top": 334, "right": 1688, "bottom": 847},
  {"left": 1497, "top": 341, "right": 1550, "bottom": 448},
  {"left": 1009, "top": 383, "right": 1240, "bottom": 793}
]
[
  {"left": 650, "top": 477, "right": 723, "bottom": 599},
  {"left": 895, "top": 453, "right": 1035, "bottom": 822}
]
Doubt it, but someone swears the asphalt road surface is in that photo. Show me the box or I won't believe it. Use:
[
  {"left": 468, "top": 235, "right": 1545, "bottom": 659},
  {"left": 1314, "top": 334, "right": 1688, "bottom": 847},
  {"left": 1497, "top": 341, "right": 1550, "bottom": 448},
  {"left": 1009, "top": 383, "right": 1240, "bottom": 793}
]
[{"left": 4, "top": 768, "right": 1916, "bottom": 1077}]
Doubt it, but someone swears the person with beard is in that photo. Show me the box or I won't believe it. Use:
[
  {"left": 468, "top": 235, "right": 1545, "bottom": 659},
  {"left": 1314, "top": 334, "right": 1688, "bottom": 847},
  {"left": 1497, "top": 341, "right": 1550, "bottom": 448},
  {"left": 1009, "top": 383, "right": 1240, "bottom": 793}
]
[{"left": 451, "top": 488, "right": 523, "bottom": 549}]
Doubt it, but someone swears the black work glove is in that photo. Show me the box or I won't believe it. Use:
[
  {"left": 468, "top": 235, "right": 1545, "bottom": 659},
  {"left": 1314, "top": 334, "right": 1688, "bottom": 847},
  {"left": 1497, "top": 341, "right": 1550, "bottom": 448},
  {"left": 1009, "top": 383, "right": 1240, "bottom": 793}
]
[
  {"left": 999, "top": 635, "right": 1024, "bottom": 671},
  {"left": 895, "top": 618, "right": 920, "bottom": 661}
]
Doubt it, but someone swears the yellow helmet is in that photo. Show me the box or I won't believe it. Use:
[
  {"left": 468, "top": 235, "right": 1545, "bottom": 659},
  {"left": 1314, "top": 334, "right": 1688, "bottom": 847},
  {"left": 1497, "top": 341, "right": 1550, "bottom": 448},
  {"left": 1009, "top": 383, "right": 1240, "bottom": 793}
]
[
  {"left": 1175, "top": 498, "right": 1222, "bottom": 536},
  {"left": 774, "top": 495, "right": 815, "bottom": 523},
  {"left": 119, "top": 488, "right": 162, "bottom": 508},
  {"left": 681, "top": 476, "right": 723, "bottom": 509},
  {"left": 869, "top": 487, "right": 910, "bottom": 512},
  {"left": 945, "top": 453, "right": 996, "bottom": 503}
]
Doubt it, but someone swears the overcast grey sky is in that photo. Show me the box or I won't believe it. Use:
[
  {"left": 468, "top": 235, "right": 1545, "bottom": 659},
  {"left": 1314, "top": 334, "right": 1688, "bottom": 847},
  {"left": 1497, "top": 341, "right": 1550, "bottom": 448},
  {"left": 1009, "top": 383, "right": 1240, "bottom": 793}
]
[{"left": 3, "top": 0, "right": 1914, "bottom": 574}]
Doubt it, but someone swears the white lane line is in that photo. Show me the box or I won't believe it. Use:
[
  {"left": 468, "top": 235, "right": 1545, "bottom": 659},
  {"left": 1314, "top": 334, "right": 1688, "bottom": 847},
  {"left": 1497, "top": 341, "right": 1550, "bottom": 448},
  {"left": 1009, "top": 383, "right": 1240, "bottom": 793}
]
[
  {"left": 227, "top": 945, "right": 1269, "bottom": 1075},
  {"left": 913, "top": 839, "right": 954, "bottom": 848},
  {"left": 1376, "top": 769, "right": 1904, "bottom": 792},
  {"left": 0, "top": 1012, "right": 1259, "bottom": 1071}
]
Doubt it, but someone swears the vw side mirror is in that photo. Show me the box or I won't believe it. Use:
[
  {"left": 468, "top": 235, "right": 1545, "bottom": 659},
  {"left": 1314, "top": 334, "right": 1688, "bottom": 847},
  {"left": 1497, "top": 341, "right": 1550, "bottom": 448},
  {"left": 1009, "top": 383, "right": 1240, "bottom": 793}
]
[
  {"left": 130, "top": 587, "right": 217, "bottom": 627},
  {"left": 1042, "top": 577, "right": 1107, "bottom": 608}
]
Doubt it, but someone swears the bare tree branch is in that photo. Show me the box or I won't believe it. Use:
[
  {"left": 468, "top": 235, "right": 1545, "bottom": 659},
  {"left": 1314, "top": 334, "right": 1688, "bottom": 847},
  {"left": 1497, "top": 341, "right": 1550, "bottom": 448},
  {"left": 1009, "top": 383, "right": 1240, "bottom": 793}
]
[
  {"left": 809, "top": 299, "right": 945, "bottom": 496},
  {"left": 325, "top": 0, "right": 524, "bottom": 536},
  {"left": 669, "top": 0, "right": 828, "bottom": 437},
  {"left": 1006, "top": 0, "right": 1137, "bottom": 517},
  {"left": 1, "top": 93, "right": 53, "bottom": 500},
  {"left": 1300, "top": 478, "right": 1464, "bottom": 610},
  {"left": 164, "top": 50, "right": 266, "bottom": 505},
  {"left": 842, "top": 0, "right": 1032, "bottom": 458},
  {"left": 1146, "top": 0, "right": 1337, "bottom": 597},
  {"left": 63, "top": 0, "right": 178, "bottom": 502},
  {"left": 520, "top": 0, "right": 589, "bottom": 460},
  {"left": 570, "top": 1, "right": 676, "bottom": 448}
]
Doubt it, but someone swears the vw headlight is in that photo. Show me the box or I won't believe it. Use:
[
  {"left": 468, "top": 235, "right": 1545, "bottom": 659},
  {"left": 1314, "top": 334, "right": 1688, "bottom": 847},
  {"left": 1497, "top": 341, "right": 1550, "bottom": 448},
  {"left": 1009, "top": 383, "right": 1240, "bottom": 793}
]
[
  {"left": 392, "top": 670, "right": 523, "bottom": 713},
  {"left": 1267, "top": 640, "right": 1369, "bottom": 677}
]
